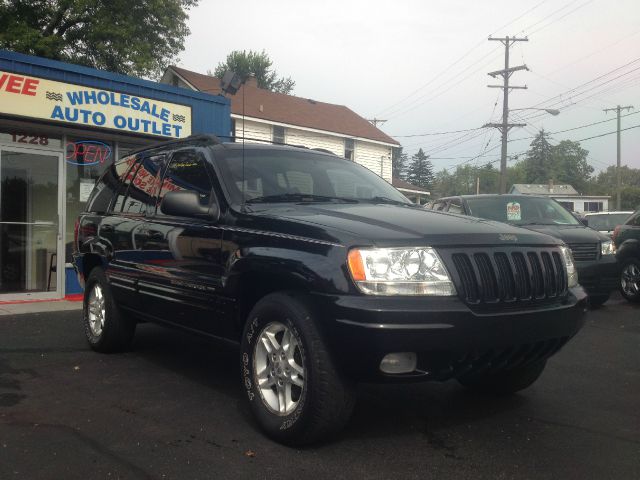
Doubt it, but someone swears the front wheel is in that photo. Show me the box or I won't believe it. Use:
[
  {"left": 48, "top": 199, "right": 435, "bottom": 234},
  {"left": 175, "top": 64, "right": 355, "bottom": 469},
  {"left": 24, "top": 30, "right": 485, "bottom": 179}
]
[
  {"left": 620, "top": 258, "right": 640, "bottom": 303},
  {"left": 240, "top": 292, "right": 355, "bottom": 445},
  {"left": 458, "top": 361, "right": 547, "bottom": 395}
]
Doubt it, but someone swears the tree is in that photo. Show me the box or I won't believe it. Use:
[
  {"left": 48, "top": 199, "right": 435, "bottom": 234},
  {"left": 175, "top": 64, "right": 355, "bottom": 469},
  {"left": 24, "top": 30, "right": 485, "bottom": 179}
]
[
  {"left": 0, "top": 0, "right": 197, "bottom": 79},
  {"left": 550, "top": 140, "right": 593, "bottom": 194},
  {"left": 523, "top": 129, "right": 554, "bottom": 183},
  {"left": 405, "top": 149, "right": 435, "bottom": 190},
  {"left": 211, "top": 50, "right": 295, "bottom": 94},
  {"left": 392, "top": 147, "right": 408, "bottom": 179},
  {"left": 589, "top": 165, "right": 640, "bottom": 210},
  {"left": 521, "top": 130, "right": 593, "bottom": 193}
]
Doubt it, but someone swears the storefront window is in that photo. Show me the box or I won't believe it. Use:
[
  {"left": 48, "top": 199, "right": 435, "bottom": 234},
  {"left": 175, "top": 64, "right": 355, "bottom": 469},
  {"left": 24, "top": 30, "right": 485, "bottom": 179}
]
[
  {"left": 65, "top": 138, "right": 114, "bottom": 261},
  {"left": 117, "top": 141, "right": 147, "bottom": 161}
]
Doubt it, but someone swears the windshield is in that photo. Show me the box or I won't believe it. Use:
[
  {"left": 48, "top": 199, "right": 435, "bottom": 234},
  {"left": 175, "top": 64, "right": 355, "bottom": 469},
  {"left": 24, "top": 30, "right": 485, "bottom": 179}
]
[
  {"left": 465, "top": 196, "right": 580, "bottom": 226},
  {"left": 586, "top": 213, "right": 632, "bottom": 231},
  {"left": 215, "top": 148, "right": 411, "bottom": 206}
]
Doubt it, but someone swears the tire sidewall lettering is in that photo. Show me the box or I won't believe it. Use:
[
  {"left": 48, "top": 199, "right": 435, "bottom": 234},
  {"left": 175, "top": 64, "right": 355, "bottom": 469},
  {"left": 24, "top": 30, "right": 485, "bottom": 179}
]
[{"left": 241, "top": 311, "right": 307, "bottom": 431}]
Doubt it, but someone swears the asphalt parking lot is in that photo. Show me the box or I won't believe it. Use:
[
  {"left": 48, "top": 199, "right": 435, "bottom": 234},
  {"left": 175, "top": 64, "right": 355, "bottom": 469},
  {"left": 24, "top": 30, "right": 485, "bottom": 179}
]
[{"left": 1, "top": 295, "right": 639, "bottom": 480}]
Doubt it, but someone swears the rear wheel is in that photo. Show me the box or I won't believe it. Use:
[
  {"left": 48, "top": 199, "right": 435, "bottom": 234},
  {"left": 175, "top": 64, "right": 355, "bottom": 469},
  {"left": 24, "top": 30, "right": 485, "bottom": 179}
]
[
  {"left": 240, "top": 292, "right": 355, "bottom": 445},
  {"left": 458, "top": 361, "right": 547, "bottom": 395},
  {"left": 83, "top": 268, "right": 136, "bottom": 352},
  {"left": 620, "top": 258, "right": 640, "bottom": 303}
]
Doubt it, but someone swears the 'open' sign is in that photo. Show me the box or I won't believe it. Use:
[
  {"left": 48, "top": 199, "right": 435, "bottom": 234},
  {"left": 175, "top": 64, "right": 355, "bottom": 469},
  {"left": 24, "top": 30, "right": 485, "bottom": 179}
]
[{"left": 66, "top": 141, "right": 112, "bottom": 166}]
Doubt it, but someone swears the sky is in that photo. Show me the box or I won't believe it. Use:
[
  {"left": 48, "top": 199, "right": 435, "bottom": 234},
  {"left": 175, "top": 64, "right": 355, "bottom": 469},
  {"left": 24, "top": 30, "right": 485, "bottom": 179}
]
[{"left": 177, "top": 0, "right": 640, "bottom": 175}]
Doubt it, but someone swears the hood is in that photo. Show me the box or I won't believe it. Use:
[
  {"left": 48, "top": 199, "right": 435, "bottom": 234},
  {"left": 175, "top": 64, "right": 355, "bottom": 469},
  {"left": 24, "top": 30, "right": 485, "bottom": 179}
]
[
  {"left": 244, "top": 203, "right": 562, "bottom": 247},
  {"left": 518, "top": 224, "right": 609, "bottom": 244}
]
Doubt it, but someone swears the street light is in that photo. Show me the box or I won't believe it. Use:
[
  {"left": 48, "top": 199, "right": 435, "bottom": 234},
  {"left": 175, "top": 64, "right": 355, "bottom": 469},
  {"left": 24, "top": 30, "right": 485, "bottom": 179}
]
[
  {"left": 484, "top": 107, "right": 560, "bottom": 194},
  {"left": 510, "top": 107, "right": 560, "bottom": 116}
]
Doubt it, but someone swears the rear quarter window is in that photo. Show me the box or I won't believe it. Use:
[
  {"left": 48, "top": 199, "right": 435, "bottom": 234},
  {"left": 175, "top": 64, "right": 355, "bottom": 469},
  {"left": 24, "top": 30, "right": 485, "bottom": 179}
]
[{"left": 84, "top": 158, "right": 137, "bottom": 213}]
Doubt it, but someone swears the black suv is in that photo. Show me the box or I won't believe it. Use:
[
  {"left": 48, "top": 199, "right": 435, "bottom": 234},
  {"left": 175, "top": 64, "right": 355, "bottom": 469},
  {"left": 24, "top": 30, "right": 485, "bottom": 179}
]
[
  {"left": 612, "top": 209, "right": 640, "bottom": 302},
  {"left": 74, "top": 136, "right": 587, "bottom": 445},
  {"left": 428, "top": 195, "right": 618, "bottom": 306}
]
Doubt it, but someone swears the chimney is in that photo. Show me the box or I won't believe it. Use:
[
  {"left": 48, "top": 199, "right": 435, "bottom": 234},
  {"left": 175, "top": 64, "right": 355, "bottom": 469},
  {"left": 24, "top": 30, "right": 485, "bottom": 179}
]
[
  {"left": 549, "top": 178, "right": 554, "bottom": 194},
  {"left": 245, "top": 75, "right": 259, "bottom": 88}
]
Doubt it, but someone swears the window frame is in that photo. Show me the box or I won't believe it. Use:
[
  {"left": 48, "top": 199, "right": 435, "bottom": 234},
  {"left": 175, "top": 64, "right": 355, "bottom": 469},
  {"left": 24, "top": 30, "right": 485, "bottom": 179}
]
[
  {"left": 154, "top": 148, "right": 216, "bottom": 217},
  {"left": 108, "top": 156, "right": 142, "bottom": 213},
  {"left": 272, "top": 125, "right": 285, "bottom": 145},
  {"left": 344, "top": 138, "right": 355, "bottom": 161},
  {"left": 120, "top": 153, "right": 167, "bottom": 216}
]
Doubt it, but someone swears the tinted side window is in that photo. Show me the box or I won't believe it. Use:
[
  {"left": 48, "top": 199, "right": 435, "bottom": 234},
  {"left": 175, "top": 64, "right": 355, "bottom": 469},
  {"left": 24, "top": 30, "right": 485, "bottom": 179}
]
[
  {"left": 121, "top": 154, "right": 166, "bottom": 215},
  {"left": 448, "top": 199, "right": 463, "bottom": 214},
  {"left": 85, "top": 168, "right": 118, "bottom": 213},
  {"left": 111, "top": 156, "right": 141, "bottom": 212},
  {"left": 629, "top": 213, "right": 640, "bottom": 226},
  {"left": 157, "top": 150, "right": 213, "bottom": 214},
  {"left": 86, "top": 156, "right": 140, "bottom": 213}
]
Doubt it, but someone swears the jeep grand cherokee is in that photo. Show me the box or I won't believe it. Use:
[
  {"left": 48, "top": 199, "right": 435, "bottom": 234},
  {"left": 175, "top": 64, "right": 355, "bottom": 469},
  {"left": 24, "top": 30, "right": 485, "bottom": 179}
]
[{"left": 73, "top": 135, "right": 587, "bottom": 445}]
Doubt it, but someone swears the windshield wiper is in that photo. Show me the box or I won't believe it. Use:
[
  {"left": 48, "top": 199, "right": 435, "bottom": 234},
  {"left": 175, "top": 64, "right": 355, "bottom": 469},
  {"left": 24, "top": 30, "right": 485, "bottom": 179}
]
[
  {"left": 361, "top": 196, "right": 414, "bottom": 206},
  {"left": 246, "top": 193, "right": 359, "bottom": 204},
  {"left": 515, "top": 220, "right": 556, "bottom": 226}
]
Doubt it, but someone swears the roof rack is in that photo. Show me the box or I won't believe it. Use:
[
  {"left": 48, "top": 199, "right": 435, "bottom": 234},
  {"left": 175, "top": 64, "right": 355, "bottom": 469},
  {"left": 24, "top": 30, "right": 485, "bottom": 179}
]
[{"left": 123, "top": 133, "right": 223, "bottom": 158}]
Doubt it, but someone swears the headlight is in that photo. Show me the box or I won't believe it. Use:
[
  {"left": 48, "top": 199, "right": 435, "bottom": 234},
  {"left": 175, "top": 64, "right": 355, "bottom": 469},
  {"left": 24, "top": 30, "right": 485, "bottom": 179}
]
[
  {"left": 347, "top": 247, "right": 456, "bottom": 296},
  {"left": 559, "top": 245, "right": 578, "bottom": 288},
  {"left": 601, "top": 240, "right": 614, "bottom": 255}
]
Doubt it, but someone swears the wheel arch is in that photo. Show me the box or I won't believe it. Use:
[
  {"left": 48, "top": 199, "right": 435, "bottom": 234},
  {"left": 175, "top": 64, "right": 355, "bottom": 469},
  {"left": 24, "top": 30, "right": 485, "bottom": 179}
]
[
  {"left": 230, "top": 270, "right": 316, "bottom": 340},
  {"left": 616, "top": 238, "right": 640, "bottom": 262}
]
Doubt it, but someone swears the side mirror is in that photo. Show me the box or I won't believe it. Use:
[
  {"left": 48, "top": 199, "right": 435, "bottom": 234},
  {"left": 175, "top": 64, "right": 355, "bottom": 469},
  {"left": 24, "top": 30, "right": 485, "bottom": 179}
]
[
  {"left": 580, "top": 217, "right": 588, "bottom": 226},
  {"left": 160, "top": 191, "right": 218, "bottom": 219}
]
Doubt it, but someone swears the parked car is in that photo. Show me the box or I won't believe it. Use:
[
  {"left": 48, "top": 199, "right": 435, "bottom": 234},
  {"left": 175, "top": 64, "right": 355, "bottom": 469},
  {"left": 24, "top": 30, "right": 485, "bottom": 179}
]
[
  {"left": 427, "top": 194, "right": 618, "bottom": 306},
  {"left": 74, "top": 136, "right": 588, "bottom": 445},
  {"left": 612, "top": 209, "right": 640, "bottom": 302},
  {"left": 583, "top": 211, "right": 633, "bottom": 237}
]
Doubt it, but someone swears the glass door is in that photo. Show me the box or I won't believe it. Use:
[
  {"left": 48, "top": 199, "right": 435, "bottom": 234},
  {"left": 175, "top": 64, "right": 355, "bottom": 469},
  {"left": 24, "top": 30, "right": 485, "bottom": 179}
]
[{"left": 0, "top": 147, "right": 63, "bottom": 300}]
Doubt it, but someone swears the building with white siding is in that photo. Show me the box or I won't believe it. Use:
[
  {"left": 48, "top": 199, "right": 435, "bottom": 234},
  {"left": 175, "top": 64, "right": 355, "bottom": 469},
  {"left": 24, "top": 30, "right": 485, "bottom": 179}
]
[
  {"left": 510, "top": 183, "right": 610, "bottom": 213},
  {"left": 160, "top": 67, "right": 398, "bottom": 182}
]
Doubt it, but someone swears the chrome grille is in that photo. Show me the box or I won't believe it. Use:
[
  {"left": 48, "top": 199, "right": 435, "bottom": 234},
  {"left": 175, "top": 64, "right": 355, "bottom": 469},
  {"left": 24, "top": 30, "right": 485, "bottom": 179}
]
[{"left": 447, "top": 248, "right": 568, "bottom": 306}]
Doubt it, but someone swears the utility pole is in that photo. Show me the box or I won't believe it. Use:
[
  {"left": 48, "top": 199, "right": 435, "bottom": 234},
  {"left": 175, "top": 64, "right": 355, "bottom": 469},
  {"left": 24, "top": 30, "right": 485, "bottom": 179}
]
[
  {"left": 367, "top": 118, "right": 387, "bottom": 127},
  {"left": 604, "top": 105, "right": 634, "bottom": 210},
  {"left": 483, "top": 36, "right": 529, "bottom": 194}
]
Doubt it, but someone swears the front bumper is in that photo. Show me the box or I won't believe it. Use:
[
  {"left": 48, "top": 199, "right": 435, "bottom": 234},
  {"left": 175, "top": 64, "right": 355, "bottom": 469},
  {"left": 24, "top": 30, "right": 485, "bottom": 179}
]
[
  {"left": 314, "top": 287, "right": 588, "bottom": 382},
  {"left": 576, "top": 255, "right": 619, "bottom": 296}
]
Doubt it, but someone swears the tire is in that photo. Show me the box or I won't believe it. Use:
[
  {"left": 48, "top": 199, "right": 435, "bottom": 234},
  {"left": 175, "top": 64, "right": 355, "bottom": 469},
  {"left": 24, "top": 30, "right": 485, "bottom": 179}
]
[
  {"left": 620, "top": 258, "right": 640, "bottom": 303},
  {"left": 588, "top": 294, "right": 610, "bottom": 308},
  {"left": 458, "top": 360, "right": 547, "bottom": 395},
  {"left": 83, "top": 268, "right": 136, "bottom": 353},
  {"left": 240, "top": 292, "right": 355, "bottom": 445}
]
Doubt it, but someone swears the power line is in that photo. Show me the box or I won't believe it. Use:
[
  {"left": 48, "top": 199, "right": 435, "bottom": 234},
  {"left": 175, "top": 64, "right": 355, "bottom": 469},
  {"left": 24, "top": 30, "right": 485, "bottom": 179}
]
[
  {"left": 527, "top": 0, "right": 596, "bottom": 36},
  {"left": 524, "top": 67, "right": 640, "bottom": 119},
  {"left": 547, "top": 27, "right": 640, "bottom": 76},
  {"left": 513, "top": 57, "right": 640, "bottom": 120},
  {"left": 375, "top": 0, "right": 550, "bottom": 118},
  {"left": 521, "top": 0, "right": 582, "bottom": 34},
  {"left": 391, "top": 127, "right": 484, "bottom": 138},
  {"left": 384, "top": 48, "right": 503, "bottom": 120}
]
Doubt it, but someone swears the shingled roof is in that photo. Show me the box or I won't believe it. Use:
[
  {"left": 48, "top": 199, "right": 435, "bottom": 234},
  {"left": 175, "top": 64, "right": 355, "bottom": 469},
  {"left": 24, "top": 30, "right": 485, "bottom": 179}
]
[{"left": 167, "top": 66, "right": 398, "bottom": 146}]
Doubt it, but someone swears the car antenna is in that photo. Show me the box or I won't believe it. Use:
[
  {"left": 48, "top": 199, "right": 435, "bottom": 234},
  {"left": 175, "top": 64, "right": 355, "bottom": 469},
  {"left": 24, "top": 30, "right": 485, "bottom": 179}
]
[{"left": 220, "top": 70, "right": 246, "bottom": 210}]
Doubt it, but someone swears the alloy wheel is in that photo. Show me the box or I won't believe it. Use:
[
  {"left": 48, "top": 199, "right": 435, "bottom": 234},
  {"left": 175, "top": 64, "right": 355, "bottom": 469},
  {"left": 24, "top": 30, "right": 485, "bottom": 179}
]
[
  {"left": 87, "top": 284, "right": 106, "bottom": 336},
  {"left": 253, "top": 321, "right": 305, "bottom": 415},
  {"left": 621, "top": 262, "right": 640, "bottom": 297}
]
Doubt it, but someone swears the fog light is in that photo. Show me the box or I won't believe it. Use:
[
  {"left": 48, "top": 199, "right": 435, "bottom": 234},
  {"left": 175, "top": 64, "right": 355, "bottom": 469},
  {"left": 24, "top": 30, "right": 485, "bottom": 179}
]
[{"left": 379, "top": 352, "right": 417, "bottom": 374}]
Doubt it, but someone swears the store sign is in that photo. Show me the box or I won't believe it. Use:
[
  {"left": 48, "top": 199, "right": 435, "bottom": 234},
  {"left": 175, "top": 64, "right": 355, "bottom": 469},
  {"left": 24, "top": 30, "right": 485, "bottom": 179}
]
[
  {"left": 0, "top": 71, "right": 192, "bottom": 138},
  {"left": 66, "top": 140, "right": 112, "bottom": 166}
]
